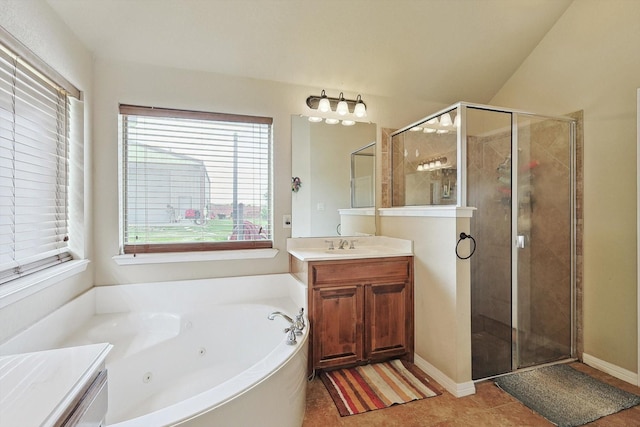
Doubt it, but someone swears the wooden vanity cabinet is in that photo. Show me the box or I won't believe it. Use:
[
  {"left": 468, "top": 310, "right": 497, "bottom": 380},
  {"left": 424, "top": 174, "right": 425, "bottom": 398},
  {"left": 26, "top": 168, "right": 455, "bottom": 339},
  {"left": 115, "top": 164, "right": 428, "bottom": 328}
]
[{"left": 291, "top": 256, "right": 414, "bottom": 372}]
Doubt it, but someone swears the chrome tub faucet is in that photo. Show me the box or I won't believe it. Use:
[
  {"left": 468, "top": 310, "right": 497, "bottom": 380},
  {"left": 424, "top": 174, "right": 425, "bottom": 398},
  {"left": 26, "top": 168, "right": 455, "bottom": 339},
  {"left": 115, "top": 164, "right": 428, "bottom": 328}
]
[{"left": 268, "top": 308, "right": 305, "bottom": 345}]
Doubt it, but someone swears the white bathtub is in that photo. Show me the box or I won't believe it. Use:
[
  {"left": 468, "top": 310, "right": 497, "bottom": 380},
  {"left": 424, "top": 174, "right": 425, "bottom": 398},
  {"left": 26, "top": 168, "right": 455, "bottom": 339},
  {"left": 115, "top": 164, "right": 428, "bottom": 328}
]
[{"left": 0, "top": 273, "right": 309, "bottom": 427}]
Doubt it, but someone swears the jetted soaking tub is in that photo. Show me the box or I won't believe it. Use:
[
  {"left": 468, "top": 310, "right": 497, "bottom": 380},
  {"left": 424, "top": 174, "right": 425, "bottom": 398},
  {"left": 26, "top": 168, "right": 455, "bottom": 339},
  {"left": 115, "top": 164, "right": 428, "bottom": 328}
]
[{"left": 0, "top": 273, "right": 308, "bottom": 427}]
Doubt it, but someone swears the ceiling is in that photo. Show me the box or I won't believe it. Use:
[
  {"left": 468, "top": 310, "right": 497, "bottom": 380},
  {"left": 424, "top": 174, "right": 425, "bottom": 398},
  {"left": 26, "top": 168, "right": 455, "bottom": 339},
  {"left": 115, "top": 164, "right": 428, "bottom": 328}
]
[{"left": 46, "top": 0, "right": 573, "bottom": 105}]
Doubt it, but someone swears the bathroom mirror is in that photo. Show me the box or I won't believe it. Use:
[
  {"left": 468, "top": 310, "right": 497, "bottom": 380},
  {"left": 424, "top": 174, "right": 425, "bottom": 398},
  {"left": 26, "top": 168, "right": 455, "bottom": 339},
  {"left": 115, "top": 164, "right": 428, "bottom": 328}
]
[
  {"left": 351, "top": 142, "right": 375, "bottom": 208},
  {"left": 291, "top": 115, "right": 376, "bottom": 237}
]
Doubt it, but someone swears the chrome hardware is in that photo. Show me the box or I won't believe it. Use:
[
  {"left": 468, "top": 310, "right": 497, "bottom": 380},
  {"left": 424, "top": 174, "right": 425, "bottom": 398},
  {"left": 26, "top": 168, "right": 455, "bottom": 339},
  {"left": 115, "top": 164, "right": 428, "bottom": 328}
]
[
  {"left": 284, "top": 326, "right": 297, "bottom": 345},
  {"left": 267, "top": 311, "right": 294, "bottom": 323},
  {"left": 338, "top": 239, "right": 349, "bottom": 249},
  {"left": 325, "top": 239, "right": 335, "bottom": 250},
  {"left": 294, "top": 308, "right": 305, "bottom": 335},
  {"left": 268, "top": 308, "right": 306, "bottom": 345},
  {"left": 516, "top": 235, "right": 526, "bottom": 249},
  {"left": 349, "top": 239, "right": 358, "bottom": 249}
]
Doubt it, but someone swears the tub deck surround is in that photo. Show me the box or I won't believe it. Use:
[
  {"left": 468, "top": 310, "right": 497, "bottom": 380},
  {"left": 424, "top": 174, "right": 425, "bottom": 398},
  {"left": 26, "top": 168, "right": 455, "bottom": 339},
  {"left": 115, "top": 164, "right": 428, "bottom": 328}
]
[
  {"left": 287, "top": 236, "right": 413, "bottom": 261},
  {"left": 0, "top": 274, "right": 308, "bottom": 427},
  {"left": 0, "top": 343, "right": 112, "bottom": 427}
]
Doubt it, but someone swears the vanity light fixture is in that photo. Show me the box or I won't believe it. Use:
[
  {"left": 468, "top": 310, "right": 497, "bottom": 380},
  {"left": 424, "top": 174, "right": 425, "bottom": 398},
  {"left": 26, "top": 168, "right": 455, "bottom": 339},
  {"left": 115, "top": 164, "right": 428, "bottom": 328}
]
[
  {"left": 306, "top": 90, "right": 367, "bottom": 118},
  {"left": 422, "top": 112, "right": 458, "bottom": 134},
  {"left": 417, "top": 156, "right": 448, "bottom": 172}
]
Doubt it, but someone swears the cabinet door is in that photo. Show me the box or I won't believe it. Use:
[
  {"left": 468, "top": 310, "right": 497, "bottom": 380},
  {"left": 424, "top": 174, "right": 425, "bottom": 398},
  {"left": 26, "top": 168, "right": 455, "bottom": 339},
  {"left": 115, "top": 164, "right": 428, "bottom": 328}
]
[
  {"left": 365, "top": 281, "right": 410, "bottom": 361},
  {"left": 312, "top": 285, "right": 363, "bottom": 370}
]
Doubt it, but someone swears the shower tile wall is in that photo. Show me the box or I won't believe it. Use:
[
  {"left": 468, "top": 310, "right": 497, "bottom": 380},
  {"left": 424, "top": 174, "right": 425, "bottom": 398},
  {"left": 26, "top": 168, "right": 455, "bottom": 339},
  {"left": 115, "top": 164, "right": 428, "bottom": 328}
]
[
  {"left": 468, "top": 130, "right": 511, "bottom": 333},
  {"left": 381, "top": 128, "right": 394, "bottom": 208},
  {"left": 517, "top": 117, "right": 572, "bottom": 366}
]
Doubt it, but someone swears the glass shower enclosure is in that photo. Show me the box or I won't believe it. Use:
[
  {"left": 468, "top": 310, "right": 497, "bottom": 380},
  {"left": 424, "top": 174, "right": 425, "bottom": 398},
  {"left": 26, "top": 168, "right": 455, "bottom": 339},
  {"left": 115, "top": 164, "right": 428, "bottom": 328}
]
[{"left": 391, "top": 102, "right": 576, "bottom": 380}]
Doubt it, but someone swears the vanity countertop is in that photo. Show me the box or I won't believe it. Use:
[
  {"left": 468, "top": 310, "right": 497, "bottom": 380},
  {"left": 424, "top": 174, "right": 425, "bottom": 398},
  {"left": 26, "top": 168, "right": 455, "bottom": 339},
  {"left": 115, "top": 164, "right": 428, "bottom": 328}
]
[
  {"left": 0, "top": 342, "right": 112, "bottom": 426},
  {"left": 287, "top": 236, "right": 413, "bottom": 261}
]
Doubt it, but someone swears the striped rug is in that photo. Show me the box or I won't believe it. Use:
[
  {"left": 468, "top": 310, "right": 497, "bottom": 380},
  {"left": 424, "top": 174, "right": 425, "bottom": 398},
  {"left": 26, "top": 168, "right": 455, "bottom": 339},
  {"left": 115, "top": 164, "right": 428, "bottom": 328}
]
[{"left": 320, "top": 359, "right": 441, "bottom": 416}]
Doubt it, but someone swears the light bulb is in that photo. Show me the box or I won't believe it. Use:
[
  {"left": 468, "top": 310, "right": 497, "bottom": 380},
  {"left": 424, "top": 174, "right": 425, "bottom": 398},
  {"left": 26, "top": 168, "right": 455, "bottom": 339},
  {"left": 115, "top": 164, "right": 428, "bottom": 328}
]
[
  {"left": 354, "top": 100, "right": 366, "bottom": 118},
  {"left": 318, "top": 97, "right": 331, "bottom": 113},
  {"left": 317, "top": 90, "right": 331, "bottom": 113},
  {"left": 440, "top": 112, "right": 453, "bottom": 127},
  {"left": 435, "top": 160, "right": 442, "bottom": 168},
  {"left": 325, "top": 118, "right": 339, "bottom": 125},
  {"left": 308, "top": 116, "right": 322, "bottom": 122},
  {"left": 341, "top": 120, "right": 355, "bottom": 126},
  {"left": 453, "top": 112, "right": 461, "bottom": 128},
  {"left": 336, "top": 92, "right": 348, "bottom": 116},
  {"left": 410, "top": 126, "right": 423, "bottom": 132},
  {"left": 417, "top": 163, "right": 424, "bottom": 171}
]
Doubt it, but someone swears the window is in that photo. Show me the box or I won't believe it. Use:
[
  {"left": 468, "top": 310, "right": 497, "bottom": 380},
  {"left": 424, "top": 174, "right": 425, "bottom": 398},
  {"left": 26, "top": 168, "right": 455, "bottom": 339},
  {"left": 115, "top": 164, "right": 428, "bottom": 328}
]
[
  {"left": 119, "top": 105, "right": 273, "bottom": 254},
  {"left": 0, "top": 34, "right": 79, "bottom": 285}
]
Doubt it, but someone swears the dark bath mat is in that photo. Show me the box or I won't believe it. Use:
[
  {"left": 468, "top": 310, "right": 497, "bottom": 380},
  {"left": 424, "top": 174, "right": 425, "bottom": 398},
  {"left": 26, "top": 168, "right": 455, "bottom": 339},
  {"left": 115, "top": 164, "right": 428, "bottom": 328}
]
[{"left": 494, "top": 364, "right": 640, "bottom": 427}]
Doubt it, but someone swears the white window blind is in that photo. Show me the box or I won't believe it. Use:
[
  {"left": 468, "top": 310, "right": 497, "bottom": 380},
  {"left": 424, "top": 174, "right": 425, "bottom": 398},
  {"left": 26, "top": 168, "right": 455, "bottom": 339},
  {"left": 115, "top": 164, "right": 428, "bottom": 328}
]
[
  {"left": 0, "top": 41, "right": 74, "bottom": 284},
  {"left": 119, "top": 105, "right": 273, "bottom": 254}
]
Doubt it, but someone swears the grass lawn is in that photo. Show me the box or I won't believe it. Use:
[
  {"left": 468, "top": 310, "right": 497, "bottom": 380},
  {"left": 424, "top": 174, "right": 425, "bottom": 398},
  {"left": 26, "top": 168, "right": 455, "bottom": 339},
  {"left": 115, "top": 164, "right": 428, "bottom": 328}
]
[{"left": 128, "top": 218, "right": 268, "bottom": 243}]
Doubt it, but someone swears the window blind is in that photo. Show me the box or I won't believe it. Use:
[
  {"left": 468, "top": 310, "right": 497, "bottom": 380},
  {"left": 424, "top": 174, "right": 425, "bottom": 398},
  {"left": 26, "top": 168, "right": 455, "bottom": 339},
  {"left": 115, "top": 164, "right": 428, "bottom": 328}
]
[
  {"left": 0, "top": 41, "right": 74, "bottom": 284},
  {"left": 119, "top": 105, "right": 273, "bottom": 254}
]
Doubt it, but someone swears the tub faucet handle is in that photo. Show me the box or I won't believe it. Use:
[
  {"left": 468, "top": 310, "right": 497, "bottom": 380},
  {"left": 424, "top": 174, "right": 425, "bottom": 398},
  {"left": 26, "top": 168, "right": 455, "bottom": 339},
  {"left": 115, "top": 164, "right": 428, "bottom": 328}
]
[
  {"left": 295, "top": 308, "right": 306, "bottom": 332},
  {"left": 284, "top": 326, "right": 298, "bottom": 345}
]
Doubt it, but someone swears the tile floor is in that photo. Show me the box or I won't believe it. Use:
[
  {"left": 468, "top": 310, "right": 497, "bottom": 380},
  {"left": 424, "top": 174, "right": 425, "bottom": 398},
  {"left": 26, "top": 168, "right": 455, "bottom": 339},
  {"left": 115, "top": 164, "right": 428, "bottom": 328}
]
[{"left": 303, "top": 362, "right": 640, "bottom": 426}]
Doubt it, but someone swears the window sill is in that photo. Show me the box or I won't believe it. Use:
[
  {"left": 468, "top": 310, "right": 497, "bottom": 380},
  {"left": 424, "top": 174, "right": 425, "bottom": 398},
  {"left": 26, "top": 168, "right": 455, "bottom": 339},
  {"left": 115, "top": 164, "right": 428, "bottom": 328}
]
[
  {"left": 112, "top": 248, "right": 280, "bottom": 265},
  {"left": 0, "top": 260, "right": 90, "bottom": 309}
]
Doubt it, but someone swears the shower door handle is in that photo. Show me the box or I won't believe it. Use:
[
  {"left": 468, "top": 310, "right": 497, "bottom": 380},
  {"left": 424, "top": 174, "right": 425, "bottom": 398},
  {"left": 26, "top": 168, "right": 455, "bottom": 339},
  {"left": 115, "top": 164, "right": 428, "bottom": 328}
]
[{"left": 516, "top": 235, "right": 526, "bottom": 249}]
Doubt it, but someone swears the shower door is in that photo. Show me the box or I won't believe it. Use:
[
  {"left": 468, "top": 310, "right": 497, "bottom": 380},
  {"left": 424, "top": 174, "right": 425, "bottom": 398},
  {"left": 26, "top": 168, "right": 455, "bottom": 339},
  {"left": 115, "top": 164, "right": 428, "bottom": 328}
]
[
  {"left": 513, "top": 114, "right": 574, "bottom": 369},
  {"left": 468, "top": 107, "right": 574, "bottom": 380}
]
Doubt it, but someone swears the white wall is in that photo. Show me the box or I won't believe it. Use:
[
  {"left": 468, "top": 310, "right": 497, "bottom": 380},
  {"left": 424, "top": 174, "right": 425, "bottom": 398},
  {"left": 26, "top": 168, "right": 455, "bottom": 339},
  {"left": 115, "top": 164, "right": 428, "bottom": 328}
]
[
  {"left": 0, "top": 0, "right": 94, "bottom": 342},
  {"left": 491, "top": 0, "right": 640, "bottom": 373},
  {"left": 380, "top": 214, "right": 472, "bottom": 391},
  {"left": 92, "top": 58, "right": 442, "bottom": 285}
]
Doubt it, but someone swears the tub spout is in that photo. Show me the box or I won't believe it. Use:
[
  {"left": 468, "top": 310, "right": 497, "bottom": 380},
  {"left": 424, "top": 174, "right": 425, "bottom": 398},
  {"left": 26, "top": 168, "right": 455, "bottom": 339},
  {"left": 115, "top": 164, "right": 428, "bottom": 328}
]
[{"left": 268, "top": 311, "right": 294, "bottom": 323}]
